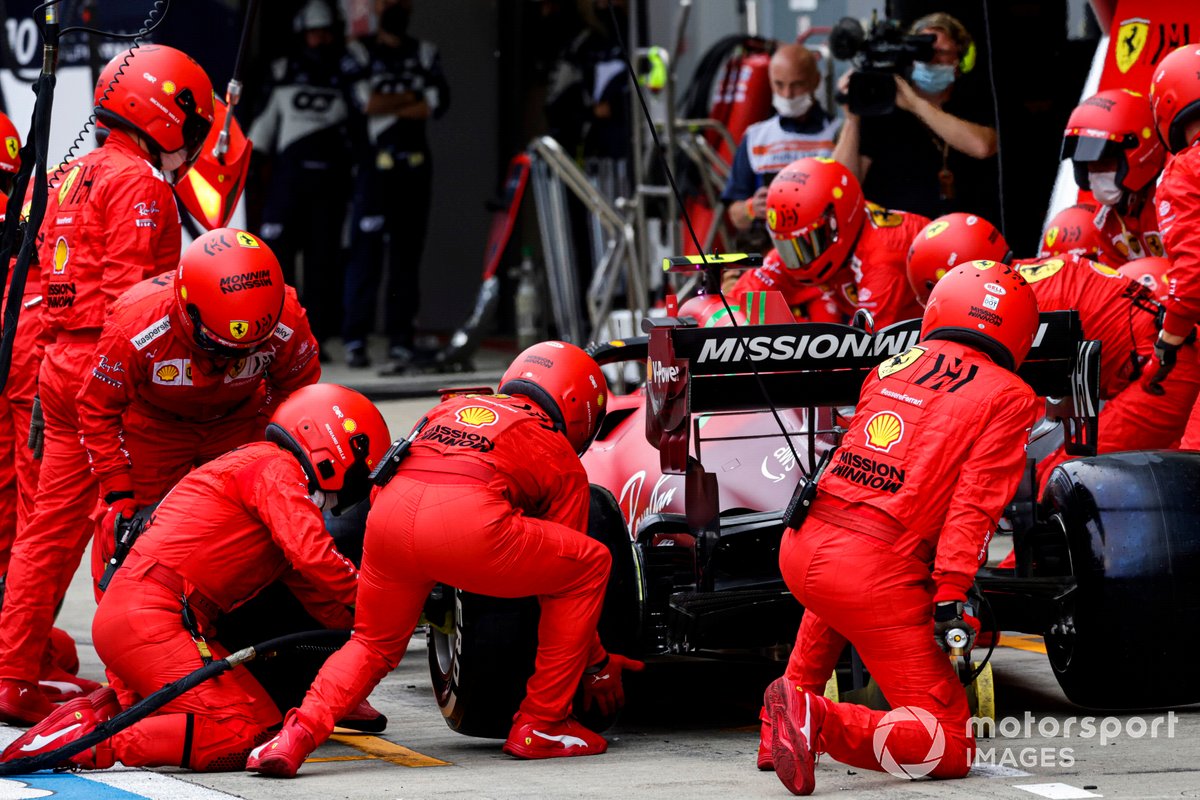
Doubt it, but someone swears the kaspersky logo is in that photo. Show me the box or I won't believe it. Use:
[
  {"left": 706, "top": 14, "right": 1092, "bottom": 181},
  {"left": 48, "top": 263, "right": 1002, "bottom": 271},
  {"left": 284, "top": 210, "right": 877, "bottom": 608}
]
[{"left": 872, "top": 706, "right": 947, "bottom": 779}]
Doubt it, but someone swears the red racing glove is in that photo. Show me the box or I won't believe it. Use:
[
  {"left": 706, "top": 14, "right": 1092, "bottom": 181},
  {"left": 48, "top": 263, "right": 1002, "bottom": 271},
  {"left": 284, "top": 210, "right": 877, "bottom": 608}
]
[
  {"left": 102, "top": 491, "right": 139, "bottom": 540},
  {"left": 581, "top": 653, "right": 645, "bottom": 716}
]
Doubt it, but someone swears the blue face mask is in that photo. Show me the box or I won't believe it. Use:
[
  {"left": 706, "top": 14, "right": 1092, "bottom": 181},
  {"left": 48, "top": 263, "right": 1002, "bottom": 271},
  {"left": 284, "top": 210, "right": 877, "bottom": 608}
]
[{"left": 910, "top": 62, "right": 956, "bottom": 94}]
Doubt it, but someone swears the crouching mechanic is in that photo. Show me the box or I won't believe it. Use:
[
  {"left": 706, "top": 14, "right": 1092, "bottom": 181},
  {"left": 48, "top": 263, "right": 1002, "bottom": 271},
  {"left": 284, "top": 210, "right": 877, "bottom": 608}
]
[
  {"left": 246, "top": 341, "right": 643, "bottom": 777},
  {"left": 764, "top": 261, "right": 1040, "bottom": 795},
  {"left": 731, "top": 156, "right": 927, "bottom": 329},
  {"left": 77, "top": 227, "right": 320, "bottom": 591},
  {"left": 0, "top": 384, "right": 385, "bottom": 771}
]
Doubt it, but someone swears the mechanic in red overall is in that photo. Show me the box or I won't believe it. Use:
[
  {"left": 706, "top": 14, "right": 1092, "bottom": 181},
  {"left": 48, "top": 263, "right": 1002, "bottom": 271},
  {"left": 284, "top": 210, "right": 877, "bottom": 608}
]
[
  {"left": 0, "top": 384, "right": 383, "bottom": 771},
  {"left": 0, "top": 45, "right": 215, "bottom": 726},
  {"left": 908, "top": 213, "right": 1200, "bottom": 484},
  {"left": 0, "top": 112, "right": 38, "bottom": 576},
  {"left": 1145, "top": 45, "right": 1200, "bottom": 449},
  {"left": 1042, "top": 89, "right": 1167, "bottom": 266},
  {"left": 0, "top": 137, "right": 91, "bottom": 702},
  {"left": 732, "top": 157, "right": 928, "bottom": 329},
  {"left": 765, "top": 261, "right": 1040, "bottom": 795},
  {"left": 247, "top": 342, "right": 643, "bottom": 777},
  {"left": 77, "top": 227, "right": 320, "bottom": 588}
]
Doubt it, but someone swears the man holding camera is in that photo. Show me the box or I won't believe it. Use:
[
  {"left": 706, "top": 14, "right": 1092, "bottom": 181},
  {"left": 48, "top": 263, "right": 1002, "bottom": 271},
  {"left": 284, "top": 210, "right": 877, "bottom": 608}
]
[{"left": 832, "top": 12, "right": 998, "bottom": 223}]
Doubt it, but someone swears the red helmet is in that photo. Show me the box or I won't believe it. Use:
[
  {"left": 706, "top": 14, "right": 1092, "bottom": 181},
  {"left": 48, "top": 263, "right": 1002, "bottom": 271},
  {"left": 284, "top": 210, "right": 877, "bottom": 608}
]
[
  {"left": 175, "top": 228, "right": 286, "bottom": 356},
  {"left": 265, "top": 383, "right": 391, "bottom": 513},
  {"left": 94, "top": 45, "right": 215, "bottom": 165},
  {"left": 765, "top": 157, "right": 866, "bottom": 283},
  {"left": 920, "top": 260, "right": 1039, "bottom": 371},
  {"left": 498, "top": 341, "right": 607, "bottom": 455},
  {"left": 906, "top": 213, "right": 1010, "bottom": 306},
  {"left": 1062, "top": 89, "right": 1164, "bottom": 194},
  {"left": 1118, "top": 256, "right": 1173, "bottom": 304},
  {"left": 1038, "top": 204, "right": 1102, "bottom": 259},
  {"left": 1150, "top": 45, "right": 1200, "bottom": 154}
]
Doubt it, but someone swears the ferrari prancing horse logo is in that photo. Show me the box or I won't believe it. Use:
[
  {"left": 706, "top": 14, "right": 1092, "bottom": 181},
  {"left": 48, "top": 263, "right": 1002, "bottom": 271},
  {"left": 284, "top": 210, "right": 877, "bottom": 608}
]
[
  {"left": 229, "top": 320, "right": 249, "bottom": 339},
  {"left": 4, "top": 137, "right": 17, "bottom": 161},
  {"left": 1115, "top": 18, "right": 1149, "bottom": 74}
]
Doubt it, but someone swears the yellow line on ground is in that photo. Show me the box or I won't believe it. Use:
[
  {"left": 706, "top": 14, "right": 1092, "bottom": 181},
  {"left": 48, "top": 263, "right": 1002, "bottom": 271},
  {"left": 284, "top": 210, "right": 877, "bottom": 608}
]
[
  {"left": 999, "top": 635, "right": 1047, "bottom": 654},
  {"left": 329, "top": 734, "right": 452, "bottom": 767},
  {"left": 305, "top": 756, "right": 373, "bottom": 763}
]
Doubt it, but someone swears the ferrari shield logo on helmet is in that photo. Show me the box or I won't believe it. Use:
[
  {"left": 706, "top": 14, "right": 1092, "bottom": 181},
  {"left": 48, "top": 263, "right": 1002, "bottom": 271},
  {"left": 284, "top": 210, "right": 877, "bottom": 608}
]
[
  {"left": 1115, "top": 18, "right": 1149, "bottom": 74},
  {"left": 236, "top": 231, "right": 260, "bottom": 249},
  {"left": 229, "top": 320, "right": 249, "bottom": 339},
  {"left": 4, "top": 137, "right": 17, "bottom": 161}
]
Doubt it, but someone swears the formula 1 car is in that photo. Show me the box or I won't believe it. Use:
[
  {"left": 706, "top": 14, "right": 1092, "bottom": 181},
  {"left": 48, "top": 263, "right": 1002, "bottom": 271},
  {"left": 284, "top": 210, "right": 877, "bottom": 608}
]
[{"left": 425, "top": 283, "right": 1200, "bottom": 738}]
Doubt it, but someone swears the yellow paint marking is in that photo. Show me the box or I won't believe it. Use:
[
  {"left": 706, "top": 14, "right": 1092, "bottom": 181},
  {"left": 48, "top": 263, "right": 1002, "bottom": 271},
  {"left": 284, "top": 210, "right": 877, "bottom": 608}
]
[
  {"left": 305, "top": 756, "right": 373, "bottom": 763},
  {"left": 998, "top": 635, "right": 1047, "bottom": 654},
  {"left": 329, "top": 734, "right": 451, "bottom": 767}
]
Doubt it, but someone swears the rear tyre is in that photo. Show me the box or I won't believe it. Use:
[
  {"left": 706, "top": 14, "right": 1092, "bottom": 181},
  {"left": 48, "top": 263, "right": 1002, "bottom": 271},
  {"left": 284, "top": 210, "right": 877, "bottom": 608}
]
[
  {"left": 427, "top": 485, "right": 644, "bottom": 737},
  {"left": 1041, "top": 451, "right": 1200, "bottom": 708}
]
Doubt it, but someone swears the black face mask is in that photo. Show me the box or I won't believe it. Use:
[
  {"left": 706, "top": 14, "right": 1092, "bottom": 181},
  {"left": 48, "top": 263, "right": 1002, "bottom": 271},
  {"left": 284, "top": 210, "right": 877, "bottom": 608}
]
[{"left": 379, "top": 4, "right": 410, "bottom": 36}]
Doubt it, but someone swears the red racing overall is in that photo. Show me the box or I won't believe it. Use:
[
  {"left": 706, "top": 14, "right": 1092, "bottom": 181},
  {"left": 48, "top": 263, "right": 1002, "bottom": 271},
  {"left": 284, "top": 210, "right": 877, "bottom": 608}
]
[
  {"left": 91, "top": 442, "right": 357, "bottom": 771},
  {"left": 781, "top": 338, "right": 1037, "bottom": 777},
  {"left": 287, "top": 393, "right": 611, "bottom": 745},
  {"left": 0, "top": 132, "right": 181, "bottom": 720},
  {"left": 76, "top": 276, "right": 320, "bottom": 584}
]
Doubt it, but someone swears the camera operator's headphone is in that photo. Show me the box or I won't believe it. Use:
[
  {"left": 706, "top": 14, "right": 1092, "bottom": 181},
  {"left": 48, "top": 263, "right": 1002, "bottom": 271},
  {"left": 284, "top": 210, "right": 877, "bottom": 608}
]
[{"left": 911, "top": 12, "right": 976, "bottom": 75}]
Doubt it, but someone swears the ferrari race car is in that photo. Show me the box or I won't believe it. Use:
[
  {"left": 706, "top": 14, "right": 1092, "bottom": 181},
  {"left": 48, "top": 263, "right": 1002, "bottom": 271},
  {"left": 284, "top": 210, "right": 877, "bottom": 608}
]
[{"left": 424, "top": 282, "right": 1200, "bottom": 738}]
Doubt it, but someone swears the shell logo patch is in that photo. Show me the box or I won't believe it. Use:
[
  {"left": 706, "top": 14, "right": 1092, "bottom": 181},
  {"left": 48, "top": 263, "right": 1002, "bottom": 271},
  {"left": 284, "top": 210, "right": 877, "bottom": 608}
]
[
  {"left": 864, "top": 410, "right": 905, "bottom": 453},
  {"left": 342, "top": 419, "right": 358, "bottom": 434},
  {"left": 53, "top": 236, "right": 69, "bottom": 274},
  {"left": 162, "top": 80, "right": 177, "bottom": 95},
  {"left": 456, "top": 406, "right": 498, "bottom": 427},
  {"left": 156, "top": 363, "right": 180, "bottom": 382},
  {"left": 1089, "top": 262, "right": 1121, "bottom": 277},
  {"left": 229, "top": 320, "right": 249, "bottom": 340},
  {"left": 4, "top": 136, "right": 17, "bottom": 161},
  {"left": 236, "top": 231, "right": 260, "bottom": 248}
]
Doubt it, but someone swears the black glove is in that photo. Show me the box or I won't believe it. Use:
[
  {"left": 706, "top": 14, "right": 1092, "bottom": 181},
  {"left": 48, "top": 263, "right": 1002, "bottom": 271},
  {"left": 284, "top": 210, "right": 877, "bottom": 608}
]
[
  {"left": 1144, "top": 333, "right": 1184, "bottom": 397},
  {"left": 27, "top": 395, "right": 44, "bottom": 460},
  {"left": 934, "top": 601, "right": 977, "bottom": 654}
]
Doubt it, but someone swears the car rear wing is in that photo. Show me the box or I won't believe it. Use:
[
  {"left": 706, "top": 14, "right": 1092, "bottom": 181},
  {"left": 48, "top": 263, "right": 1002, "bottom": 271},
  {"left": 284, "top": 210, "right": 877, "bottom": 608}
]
[{"left": 622, "top": 310, "right": 1099, "bottom": 476}]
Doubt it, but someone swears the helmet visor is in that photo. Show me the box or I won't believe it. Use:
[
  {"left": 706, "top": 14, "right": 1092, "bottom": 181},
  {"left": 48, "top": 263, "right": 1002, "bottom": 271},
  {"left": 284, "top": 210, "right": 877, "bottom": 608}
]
[
  {"left": 187, "top": 306, "right": 260, "bottom": 357},
  {"left": 770, "top": 205, "right": 837, "bottom": 271},
  {"left": 175, "top": 88, "right": 214, "bottom": 164},
  {"left": 1062, "top": 129, "right": 1130, "bottom": 163}
]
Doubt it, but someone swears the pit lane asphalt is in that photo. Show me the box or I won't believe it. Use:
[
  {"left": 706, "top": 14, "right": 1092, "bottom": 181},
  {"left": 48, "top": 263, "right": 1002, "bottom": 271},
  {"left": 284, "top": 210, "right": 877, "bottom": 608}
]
[{"left": 13, "top": 394, "right": 1199, "bottom": 799}]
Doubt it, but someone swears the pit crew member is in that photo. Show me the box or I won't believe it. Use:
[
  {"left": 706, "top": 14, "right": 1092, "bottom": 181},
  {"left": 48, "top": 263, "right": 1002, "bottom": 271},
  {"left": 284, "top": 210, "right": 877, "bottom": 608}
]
[
  {"left": 765, "top": 261, "right": 1040, "bottom": 795},
  {"left": 0, "top": 384, "right": 380, "bottom": 771},
  {"left": 0, "top": 45, "right": 215, "bottom": 726},
  {"left": 246, "top": 341, "right": 643, "bottom": 777}
]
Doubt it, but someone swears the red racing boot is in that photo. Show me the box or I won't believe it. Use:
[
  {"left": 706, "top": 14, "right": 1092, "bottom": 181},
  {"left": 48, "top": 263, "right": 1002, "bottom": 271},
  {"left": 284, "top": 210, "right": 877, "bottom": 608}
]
[
  {"left": 502, "top": 713, "right": 608, "bottom": 759},
  {"left": 758, "top": 705, "right": 774, "bottom": 770},
  {"left": 1, "top": 695, "right": 97, "bottom": 764},
  {"left": 245, "top": 711, "right": 317, "bottom": 778},
  {"left": 335, "top": 697, "right": 387, "bottom": 733},
  {"left": 0, "top": 679, "right": 55, "bottom": 726},
  {"left": 765, "top": 677, "right": 827, "bottom": 796},
  {"left": 38, "top": 666, "right": 104, "bottom": 703}
]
